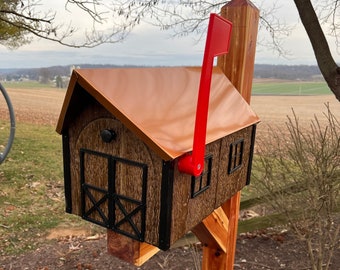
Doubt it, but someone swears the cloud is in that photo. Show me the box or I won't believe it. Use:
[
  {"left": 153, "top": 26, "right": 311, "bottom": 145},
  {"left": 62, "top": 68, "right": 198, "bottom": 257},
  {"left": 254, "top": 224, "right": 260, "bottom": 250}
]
[
  {"left": 0, "top": 22, "right": 206, "bottom": 68},
  {"left": 1, "top": 0, "right": 338, "bottom": 69}
]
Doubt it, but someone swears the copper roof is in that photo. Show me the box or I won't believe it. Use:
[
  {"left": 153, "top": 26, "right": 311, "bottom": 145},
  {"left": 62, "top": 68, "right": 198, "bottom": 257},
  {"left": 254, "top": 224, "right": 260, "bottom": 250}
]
[{"left": 56, "top": 66, "right": 259, "bottom": 160}]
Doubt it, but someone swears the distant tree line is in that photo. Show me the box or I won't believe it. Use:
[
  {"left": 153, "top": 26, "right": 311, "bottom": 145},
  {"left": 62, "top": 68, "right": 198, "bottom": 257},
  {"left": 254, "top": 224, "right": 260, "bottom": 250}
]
[
  {"left": 254, "top": 64, "right": 322, "bottom": 81},
  {"left": 0, "top": 64, "right": 324, "bottom": 83},
  {"left": 1, "top": 66, "right": 71, "bottom": 82}
]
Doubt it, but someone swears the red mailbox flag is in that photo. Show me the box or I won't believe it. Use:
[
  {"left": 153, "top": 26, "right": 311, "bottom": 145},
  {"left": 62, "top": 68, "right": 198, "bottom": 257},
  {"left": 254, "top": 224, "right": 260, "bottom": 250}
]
[{"left": 178, "top": 13, "right": 232, "bottom": 177}]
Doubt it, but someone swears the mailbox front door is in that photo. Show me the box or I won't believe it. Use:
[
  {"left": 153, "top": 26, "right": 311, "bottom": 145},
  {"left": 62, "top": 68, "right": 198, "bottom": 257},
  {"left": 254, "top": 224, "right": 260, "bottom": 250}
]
[{"left": 77, "top": 117, "right": 148, "bottom": 241}]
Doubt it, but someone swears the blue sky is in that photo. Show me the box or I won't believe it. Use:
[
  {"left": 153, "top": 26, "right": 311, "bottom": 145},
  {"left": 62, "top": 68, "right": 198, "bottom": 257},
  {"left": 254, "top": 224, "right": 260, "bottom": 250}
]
[{"left": 0, "top": 0, "right": 338, "bottom": 69}]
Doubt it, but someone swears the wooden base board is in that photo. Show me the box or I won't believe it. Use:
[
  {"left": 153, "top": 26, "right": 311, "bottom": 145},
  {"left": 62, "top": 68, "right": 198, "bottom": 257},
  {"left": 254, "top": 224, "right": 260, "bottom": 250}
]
[{"left": 107, "top": 230, "right": 159, "bottom": 266}]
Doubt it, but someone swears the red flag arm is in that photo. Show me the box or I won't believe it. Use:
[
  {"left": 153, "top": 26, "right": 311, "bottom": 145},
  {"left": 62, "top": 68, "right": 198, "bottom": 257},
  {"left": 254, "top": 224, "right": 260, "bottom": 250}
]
[{"left": 178, "top": 14, "right": 232, "bottom": 176}]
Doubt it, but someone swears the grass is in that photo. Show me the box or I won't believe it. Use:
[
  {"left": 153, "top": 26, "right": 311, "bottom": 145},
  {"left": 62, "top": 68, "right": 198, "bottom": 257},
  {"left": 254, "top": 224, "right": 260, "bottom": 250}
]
[
  {"left": 0, "top": 120, "right": 90, "bottom": 255},
  {"left": 252, "top": 81, "right": 331, "bottom": 95}
]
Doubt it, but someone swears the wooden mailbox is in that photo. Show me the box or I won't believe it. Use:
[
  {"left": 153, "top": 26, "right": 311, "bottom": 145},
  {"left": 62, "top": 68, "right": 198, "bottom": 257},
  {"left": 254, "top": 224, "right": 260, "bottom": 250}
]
[
  {"left": 56, "top": 66, "right": 259, "bottom": 250},
  {"left": 56, "top": 13, "right": 259, "bottom": 254}
]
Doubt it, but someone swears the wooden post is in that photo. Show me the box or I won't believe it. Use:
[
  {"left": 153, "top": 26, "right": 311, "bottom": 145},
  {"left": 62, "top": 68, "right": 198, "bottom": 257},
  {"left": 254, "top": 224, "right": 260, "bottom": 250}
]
[
  {"left": 218, "top": 0, "right": 259, "bottom": 103},
  {"left": 194, "top": 1, "right": 259, "bottom": 269}
]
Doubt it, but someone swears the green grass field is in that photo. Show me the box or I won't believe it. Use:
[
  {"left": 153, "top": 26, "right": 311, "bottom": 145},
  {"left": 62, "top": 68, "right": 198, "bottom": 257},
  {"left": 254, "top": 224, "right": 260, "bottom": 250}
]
[{"left": 252, "top": 81, "right": 331, "bottom": 95}]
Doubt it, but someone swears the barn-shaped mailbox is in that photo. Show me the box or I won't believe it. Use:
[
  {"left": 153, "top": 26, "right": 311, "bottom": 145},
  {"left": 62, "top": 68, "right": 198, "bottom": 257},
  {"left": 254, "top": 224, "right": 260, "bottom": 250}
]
[
  {"left": 56, "top": 66, "right": 259, "bottom": 250},
  {"left": 56, "top": 14, "right": 259, "bottom": 251}
]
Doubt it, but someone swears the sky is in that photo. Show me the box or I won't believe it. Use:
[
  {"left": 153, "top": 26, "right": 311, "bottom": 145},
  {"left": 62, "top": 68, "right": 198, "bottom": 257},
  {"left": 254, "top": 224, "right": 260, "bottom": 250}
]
[{"left": 0, "top": 0, "right": 339, "bottom": 69}]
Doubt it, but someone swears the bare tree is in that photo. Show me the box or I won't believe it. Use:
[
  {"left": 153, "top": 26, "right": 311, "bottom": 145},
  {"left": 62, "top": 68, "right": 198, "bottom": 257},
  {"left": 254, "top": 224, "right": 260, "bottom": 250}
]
[
  {"left": 1, "top": 0, "right": 339, "bottom": 100},
  {"left": 0, "top": 0, "right": 130, "bottom": 48},
  {"left": 39, "top": 67, "right": 50, "bottom": 84},
  {"left": 293, "top": 0, "right": 340, "bottom": 101}
]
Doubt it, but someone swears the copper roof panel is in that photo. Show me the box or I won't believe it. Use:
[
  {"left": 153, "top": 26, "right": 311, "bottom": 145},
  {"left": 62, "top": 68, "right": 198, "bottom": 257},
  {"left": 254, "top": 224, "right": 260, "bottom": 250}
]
[{"left": 57, "top": 66, "right": 259, "bottom": 160}]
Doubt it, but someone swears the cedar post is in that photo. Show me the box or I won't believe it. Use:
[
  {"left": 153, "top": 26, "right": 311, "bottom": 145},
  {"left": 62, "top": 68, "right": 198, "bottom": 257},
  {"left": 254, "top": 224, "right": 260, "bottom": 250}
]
[
  {"left": 218, "top": 0, "right": 259, "bottom": 103},
  {"left": 193, "top": 1, "right": 259, "bottom": 269}
]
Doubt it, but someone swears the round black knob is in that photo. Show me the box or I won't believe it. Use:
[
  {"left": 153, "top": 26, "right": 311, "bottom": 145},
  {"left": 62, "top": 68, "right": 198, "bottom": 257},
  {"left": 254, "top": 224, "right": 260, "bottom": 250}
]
[{"left": 100, "top": 129, "right": 116, "bottom": 143}]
